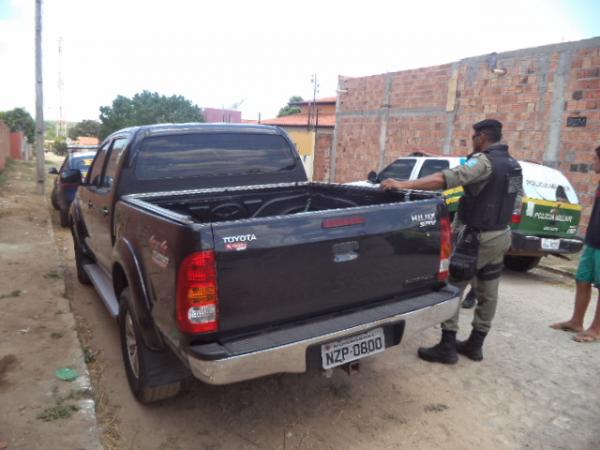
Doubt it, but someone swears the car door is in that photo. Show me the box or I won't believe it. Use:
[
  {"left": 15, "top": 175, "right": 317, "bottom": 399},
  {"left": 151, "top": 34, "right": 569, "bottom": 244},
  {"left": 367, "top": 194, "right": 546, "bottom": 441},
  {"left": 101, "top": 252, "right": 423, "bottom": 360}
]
[
  {"left": 90, "top": 137, "right": 129, "bottom": 272},
  {"left": 78, "top": 140, "right": 111, "bottom": 264},
  {"left": 55, "top": 154, "right": 70, "bottom": 208}
]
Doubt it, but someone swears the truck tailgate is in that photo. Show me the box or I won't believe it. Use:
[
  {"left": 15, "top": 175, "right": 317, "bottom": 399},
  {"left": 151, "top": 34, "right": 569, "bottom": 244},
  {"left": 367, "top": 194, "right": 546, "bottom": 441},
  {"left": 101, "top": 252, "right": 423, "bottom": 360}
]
[{"left": 211, "top": 199, "right": 445, "bottom": 334}]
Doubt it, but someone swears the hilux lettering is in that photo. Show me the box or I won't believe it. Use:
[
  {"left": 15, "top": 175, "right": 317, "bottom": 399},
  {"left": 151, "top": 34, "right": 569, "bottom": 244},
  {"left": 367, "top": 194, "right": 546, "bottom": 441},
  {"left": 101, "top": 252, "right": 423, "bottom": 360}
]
[{"left": 411, "top": 212, "right": 437, "bottom": 227}]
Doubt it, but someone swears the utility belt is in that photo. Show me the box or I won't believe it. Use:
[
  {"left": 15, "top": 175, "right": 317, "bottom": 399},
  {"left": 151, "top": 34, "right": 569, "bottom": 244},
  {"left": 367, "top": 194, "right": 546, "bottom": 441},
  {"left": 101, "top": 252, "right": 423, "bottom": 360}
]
[{"left": 449, "top": 227, "right": 503, "bottom": 282}]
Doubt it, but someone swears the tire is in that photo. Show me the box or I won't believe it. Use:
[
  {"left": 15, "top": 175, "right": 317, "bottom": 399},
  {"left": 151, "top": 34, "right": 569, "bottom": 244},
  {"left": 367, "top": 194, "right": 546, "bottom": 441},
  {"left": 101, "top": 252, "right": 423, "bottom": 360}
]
[
  {"left": 59, "top": 208, "right": 69, "bottom": 227},
  {"left": 50, "top": 189, "right": 60, "bottom": 210},
  {"left": 72, "top": 227, "right": 91, "bottom": 285},
  {"left": 503, "top": 255, "right": 542, "bottom": 272},
  {"left": 118, "top": 289, "right": 184, "bottom": 404}
]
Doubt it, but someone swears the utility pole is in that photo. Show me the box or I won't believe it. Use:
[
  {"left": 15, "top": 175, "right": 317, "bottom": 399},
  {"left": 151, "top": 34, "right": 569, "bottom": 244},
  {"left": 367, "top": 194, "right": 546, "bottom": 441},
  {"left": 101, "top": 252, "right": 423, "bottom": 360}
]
[
  {"left": 35, "top": 0, "right": 45, "bottom": 194},
  {"left": 57, "top": 37, "right": 65, "bottom": 137},
  {"left": 310, "top": 74, "right": 319, "bottom": 130}
]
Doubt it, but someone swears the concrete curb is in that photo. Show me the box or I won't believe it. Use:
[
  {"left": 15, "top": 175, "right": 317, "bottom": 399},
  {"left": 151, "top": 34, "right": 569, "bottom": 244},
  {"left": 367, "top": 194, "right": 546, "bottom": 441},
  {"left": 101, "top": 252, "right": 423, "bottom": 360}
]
[{"left": 44, "top": 196, "right": 103, "bottom": 449}]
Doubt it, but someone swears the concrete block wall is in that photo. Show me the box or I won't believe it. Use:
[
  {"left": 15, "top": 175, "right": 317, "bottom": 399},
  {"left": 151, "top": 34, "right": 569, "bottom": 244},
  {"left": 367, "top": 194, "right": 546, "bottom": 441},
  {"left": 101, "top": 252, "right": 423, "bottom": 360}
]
[
  {"left": 330, "top": 36, "right": 600, "bottom": 228},
  {"left": 0, "top": 121, "right": 9, "bottom": 171}
]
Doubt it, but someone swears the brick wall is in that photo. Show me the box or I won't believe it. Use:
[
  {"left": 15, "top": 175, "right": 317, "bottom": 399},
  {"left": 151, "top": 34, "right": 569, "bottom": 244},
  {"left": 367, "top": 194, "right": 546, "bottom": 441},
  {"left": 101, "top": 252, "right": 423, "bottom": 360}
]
[
  {"left": 0, "top": 121, "right": 9, "bottom": 171},
  {"left": 10, "top": 131, "right": 24, "bottom": 160},
  {"left": 313, "top": 131, "right": 333, "bottom": 181},
  {"left": 329, "top": 37, "right": 600, "bottom": 228}
]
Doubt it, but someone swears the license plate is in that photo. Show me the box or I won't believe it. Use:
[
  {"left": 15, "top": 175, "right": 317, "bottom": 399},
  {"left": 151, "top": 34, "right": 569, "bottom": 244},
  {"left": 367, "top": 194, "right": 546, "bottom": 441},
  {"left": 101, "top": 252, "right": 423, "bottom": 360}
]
[
  {"left": 321, "top": 328, "right": 385, "bottom": 369},
  {"left": 541, "top": 238, "right": 560, "bottom": 250}
]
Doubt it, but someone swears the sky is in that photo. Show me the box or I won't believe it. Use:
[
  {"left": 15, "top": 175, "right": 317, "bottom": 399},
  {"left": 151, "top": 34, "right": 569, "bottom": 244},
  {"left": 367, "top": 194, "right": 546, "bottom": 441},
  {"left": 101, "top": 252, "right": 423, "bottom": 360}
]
[{"left": 0, "top": 0, "right": 599, "bottom": 123}]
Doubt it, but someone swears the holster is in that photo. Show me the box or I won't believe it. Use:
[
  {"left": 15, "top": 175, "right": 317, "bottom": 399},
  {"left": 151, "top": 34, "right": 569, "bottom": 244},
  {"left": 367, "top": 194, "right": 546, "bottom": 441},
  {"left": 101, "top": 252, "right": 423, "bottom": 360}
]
[{"left": 449, "top": 228, "right": 480, "bottom": 282}]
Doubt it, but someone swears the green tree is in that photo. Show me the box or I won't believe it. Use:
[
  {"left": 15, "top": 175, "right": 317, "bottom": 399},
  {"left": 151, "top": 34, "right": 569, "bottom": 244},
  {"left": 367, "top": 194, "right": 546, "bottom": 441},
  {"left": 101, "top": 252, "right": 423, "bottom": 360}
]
[
  {"left": 277, "top": 96, "right": 304, "bottom": 117},
  {"left": 68, "top": 120, "right": 100, "bottom": 140},
  {"left": 52, "top": 136, "right": 68, "bottom": 155},
  {"left": 45, "top": 121, "right": 57, "bottom": 141},
  {"left": 0, "top": 108, "right": 35, "bottom": 143},
  {"left": 99, "top": 91, "right": 204, "bottom": 139}
]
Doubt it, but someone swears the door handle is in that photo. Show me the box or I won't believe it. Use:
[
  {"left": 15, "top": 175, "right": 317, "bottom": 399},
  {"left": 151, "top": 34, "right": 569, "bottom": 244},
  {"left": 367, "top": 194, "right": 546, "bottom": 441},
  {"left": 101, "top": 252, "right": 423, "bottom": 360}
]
[
  {"left": 102, "top": 207, "right": 109, "bottom": 217},
  {"left": 88, "top": 200, "right": 93, "bottom": 208}
]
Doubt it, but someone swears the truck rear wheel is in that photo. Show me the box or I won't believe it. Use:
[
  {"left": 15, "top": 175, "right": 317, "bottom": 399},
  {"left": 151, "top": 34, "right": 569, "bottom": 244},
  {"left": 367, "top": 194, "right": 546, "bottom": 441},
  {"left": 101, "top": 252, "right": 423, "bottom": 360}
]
[
  {"left": 503, "top": 255, "right": 542, "bottom": 272},
  {"left": 50, "top": 189, "right": 60, "bottom": 210},
  {"left": 72, "top": 227, "right": 92, "bottom": 285},
  {"left": 119, "top": 288, "right": 184, "bottom": 404},
  {"left": 60, "top": 209, "right": 69, "bottom": 227}
]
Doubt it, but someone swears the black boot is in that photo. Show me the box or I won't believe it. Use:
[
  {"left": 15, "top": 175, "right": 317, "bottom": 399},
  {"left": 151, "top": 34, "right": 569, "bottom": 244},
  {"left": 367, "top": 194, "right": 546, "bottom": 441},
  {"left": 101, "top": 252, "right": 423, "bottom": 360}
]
[
  {"left": 417, "top": 330, "right": 458, "bottom": 364},
  {"left": 456, "top": 329, "right": 487, "bottom": 361},
  {"left": 461, "top": 289, "right": 476, "bottom": 309}
]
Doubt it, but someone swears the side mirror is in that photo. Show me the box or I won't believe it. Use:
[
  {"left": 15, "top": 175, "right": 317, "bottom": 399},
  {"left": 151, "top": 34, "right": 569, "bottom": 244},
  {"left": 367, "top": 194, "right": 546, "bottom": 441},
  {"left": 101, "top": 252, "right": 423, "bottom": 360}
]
[
  {"left": 367, "top": 170, "right": 378, "bottom": 183},
  {"left": 60, "top": 169, "right": 82, "bottom": 185},
  {"left": 48, "top": 167, "right": 59, "bottom": 175}
]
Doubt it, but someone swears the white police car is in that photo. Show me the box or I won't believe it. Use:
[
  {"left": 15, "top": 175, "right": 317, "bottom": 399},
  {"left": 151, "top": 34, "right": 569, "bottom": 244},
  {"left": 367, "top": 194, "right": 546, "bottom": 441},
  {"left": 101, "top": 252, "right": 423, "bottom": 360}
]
[{"left": 351, "top": 153, "right": 584, "bottom": 271}]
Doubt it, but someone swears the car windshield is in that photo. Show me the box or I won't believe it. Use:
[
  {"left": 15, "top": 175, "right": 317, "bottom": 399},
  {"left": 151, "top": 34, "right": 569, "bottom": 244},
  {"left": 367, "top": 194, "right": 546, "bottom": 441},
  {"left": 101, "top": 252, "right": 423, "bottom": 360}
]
[
  {"left": 135, "top": 133, "right": 297, "bottom": 180},
  {"left": 379, "top": 159, "right": 416, "bottom": 181}
]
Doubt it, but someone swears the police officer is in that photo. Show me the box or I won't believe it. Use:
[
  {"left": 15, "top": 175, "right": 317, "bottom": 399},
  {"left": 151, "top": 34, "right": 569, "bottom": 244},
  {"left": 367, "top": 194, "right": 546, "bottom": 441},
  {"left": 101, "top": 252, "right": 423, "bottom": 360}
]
[{"left": 381, "top": 119, "right": 522, "bottom": 364}]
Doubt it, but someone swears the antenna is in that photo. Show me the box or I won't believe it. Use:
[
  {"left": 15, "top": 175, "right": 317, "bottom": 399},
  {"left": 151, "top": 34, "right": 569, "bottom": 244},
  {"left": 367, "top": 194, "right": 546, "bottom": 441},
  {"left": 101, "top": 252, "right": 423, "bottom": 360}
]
[
  {"left": 57, "top": 37, "right": 65, "bottom": 137},
  {"left": 310, "top": 74, "right": 319, "bottom": 130},
  {"left": 230, "top": 99, "right": 244, "bottom": 110}
]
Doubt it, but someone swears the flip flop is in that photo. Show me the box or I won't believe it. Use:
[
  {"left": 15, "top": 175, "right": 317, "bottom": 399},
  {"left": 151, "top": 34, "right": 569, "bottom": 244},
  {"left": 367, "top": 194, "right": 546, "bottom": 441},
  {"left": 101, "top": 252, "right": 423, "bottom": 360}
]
[
  {"left": 549, "top": 322, "right": 583, "bottom": 333},
  {"left": 573, "top": 333, "right": 600, "bottom": 343}
]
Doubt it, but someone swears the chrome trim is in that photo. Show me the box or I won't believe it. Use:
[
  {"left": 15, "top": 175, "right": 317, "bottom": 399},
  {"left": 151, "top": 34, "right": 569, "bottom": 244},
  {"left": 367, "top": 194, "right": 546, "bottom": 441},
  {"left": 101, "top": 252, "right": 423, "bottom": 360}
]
[
  {"left": 186, "top": 295, "right": 460, "bottom": 385},
  {"left": 560, "top": 238, "right": 584, "bottom": 244}
]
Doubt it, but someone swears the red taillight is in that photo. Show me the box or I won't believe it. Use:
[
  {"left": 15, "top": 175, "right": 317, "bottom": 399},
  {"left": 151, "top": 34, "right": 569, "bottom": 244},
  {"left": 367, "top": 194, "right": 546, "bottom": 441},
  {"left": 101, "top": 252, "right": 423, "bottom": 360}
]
[
  {"left": 438, "top": 215, "right": 452, "bottom": 282},
  {"left": 511, "top": 214, "right": 522, "bottom": 224},
  {"left": 176, "top": 251, "right": 219, "bottom": 333}
]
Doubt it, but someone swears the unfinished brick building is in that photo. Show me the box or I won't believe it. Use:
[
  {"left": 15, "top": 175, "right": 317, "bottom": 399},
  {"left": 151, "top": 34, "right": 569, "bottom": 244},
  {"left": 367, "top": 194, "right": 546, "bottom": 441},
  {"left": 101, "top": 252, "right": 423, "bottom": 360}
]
[{"left": 316, "top": 36, "right": 600, "bottom": 227}]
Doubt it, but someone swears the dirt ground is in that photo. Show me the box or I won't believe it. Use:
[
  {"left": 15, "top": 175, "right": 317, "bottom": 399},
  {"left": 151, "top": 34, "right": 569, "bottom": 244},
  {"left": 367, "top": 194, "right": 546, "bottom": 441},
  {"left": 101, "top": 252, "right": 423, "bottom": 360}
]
[
  {"left": 0, "top": 157, "right": 101, "bottom": 450},
  {"left": 2, "top": 157, "right": 600, "bottom": 450}
]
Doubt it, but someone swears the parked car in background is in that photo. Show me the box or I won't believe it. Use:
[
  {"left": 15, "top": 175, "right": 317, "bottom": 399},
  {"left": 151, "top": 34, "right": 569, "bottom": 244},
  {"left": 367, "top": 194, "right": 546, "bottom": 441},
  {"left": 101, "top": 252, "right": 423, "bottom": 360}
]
[
  {"left": 350, "top": 153, "right": 584, "bottom": 271},
  {"left": 49, "top": 150, "right": 96, "bottom": 226}
]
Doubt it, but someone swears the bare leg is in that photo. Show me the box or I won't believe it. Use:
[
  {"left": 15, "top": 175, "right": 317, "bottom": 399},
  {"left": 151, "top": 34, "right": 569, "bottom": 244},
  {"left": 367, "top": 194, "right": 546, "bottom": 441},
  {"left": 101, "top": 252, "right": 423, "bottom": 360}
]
[
  {"left": 574, "top": 289, "right": 600, "bottom": 342},
  {"left": 550, "top": 281, "right": 592, "bottom": 332}
]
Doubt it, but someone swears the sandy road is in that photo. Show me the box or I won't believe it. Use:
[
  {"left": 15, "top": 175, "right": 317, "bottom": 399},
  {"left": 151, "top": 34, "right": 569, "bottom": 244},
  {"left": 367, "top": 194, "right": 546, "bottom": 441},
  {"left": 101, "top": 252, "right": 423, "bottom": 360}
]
[{"left": 51, "top": 220, "right": 600, "bottom": 450}]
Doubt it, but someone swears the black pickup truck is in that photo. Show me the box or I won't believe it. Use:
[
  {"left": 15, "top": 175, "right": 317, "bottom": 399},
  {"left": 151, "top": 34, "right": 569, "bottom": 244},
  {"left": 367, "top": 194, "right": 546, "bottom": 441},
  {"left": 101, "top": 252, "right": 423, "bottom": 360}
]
[{"left": 69, "top": 123, "right": 459, "bottom": 403}]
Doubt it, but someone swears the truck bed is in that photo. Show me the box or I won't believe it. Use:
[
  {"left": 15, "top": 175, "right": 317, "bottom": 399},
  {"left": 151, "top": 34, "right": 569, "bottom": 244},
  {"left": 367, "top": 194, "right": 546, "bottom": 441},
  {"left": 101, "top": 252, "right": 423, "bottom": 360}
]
[{"left": 125, "top": 183, "right": 448, "bottom": 338}]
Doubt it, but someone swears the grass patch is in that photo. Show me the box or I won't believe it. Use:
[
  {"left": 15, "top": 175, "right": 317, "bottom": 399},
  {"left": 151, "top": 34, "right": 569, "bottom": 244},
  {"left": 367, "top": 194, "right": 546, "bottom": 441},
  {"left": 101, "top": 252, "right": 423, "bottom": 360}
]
[
  {"left": 36, "top": 403, "right": 78, "bottom": 421},
  {"left": 83, "top": 346, "right": 96, "bottom": 364},
  {"left": 0, "top": 159, "right": 16, "bottom": 187},
  {"left": 44, "top": 270, "right": 63, "bottom": 280},
  {"left": 50, "top": 332, "right": 64, "bottom": 339},
  {"left": 62, "top": 388, "right": 93, "bottom": 402},
  {"left": 0, "top": 289, "right": 22, "bottom": 300}
]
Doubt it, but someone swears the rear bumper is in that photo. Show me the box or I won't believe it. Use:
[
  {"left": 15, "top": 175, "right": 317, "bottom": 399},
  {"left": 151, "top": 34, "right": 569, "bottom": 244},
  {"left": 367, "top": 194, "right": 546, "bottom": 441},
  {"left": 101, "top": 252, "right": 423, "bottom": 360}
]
[
  {"left": 509, "top": 232, "right": 584, "bottom": 256},
  {"left": 185, "top": 286, "right": 460, "bottom": 385}
]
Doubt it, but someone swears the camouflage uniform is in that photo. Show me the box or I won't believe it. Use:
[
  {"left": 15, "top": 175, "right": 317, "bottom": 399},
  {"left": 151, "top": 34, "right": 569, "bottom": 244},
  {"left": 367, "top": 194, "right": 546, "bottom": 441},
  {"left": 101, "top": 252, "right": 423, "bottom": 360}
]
[{"left": 441, "top": 152, "right": 517, "bottom": 333}]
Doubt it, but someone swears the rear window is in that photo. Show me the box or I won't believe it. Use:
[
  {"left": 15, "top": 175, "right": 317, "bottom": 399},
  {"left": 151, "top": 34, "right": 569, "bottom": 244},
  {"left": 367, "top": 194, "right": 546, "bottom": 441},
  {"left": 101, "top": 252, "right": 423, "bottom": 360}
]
[
  {"left": 379, "top": 159, "right": 416, "bottom": 181},
  {"left": 135, "top": 133, "right": 296, "bottom": 180},
  {"left": 70, "top": 155, "right": 94, "bottom": 171}
]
